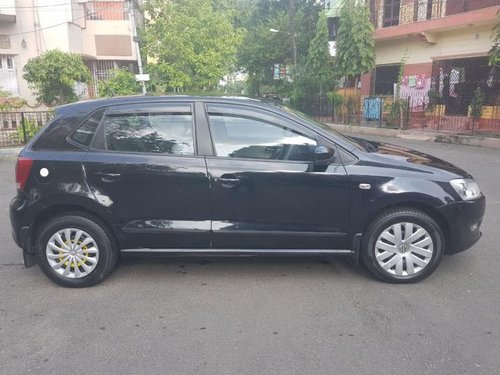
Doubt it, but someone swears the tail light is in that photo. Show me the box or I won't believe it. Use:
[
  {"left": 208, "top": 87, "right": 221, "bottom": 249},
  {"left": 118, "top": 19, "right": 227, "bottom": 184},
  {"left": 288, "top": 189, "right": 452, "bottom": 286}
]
[{"left": 15, "top": 157, "right": 33, "bottom": 191}]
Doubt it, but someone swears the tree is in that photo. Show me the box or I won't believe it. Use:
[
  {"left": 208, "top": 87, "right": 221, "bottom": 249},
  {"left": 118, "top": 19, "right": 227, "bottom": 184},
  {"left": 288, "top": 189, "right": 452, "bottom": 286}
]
[
  {"left": 290, "top": 11, "right": 334, "bottom": 116},
  {"left": 237, "top": 1, "right": 323, "bottom": 98},
  {"left": 489, "top": 12, "right": 500, "bottom": 67},
  {"left": 98, "top": 68, "right": 141, "bottom": 97},
  {"left": 335, "top": 1, "right": 375, "bottom": 87},
  {"left": 23, "top": 50, "right": 90, "bottom": 106},
  {"left": 142, "top": 0, "right": 243, "bottom": 92},
  {"left": 305, "top": 12, "right": 333, "bottom": 88}
]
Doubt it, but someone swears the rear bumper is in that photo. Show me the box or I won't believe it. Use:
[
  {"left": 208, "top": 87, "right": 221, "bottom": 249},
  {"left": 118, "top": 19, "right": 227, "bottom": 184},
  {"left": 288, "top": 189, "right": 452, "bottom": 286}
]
[
  {"left": 437, "top": 195, "right": 486, "bottom": 254},
  {"left": 10, "top": 195, "right": 38, "bottom": 267}
]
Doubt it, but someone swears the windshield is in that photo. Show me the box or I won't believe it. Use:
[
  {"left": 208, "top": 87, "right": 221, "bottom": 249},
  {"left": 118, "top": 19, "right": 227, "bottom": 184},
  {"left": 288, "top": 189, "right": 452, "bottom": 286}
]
[{"left": 281, "top": 106, "right": 371, "bottom": 151}]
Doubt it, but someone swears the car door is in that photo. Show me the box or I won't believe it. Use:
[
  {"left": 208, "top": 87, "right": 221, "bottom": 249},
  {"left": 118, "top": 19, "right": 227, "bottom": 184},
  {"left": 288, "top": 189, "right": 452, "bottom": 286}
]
[
  {"left": 82, "top": 102, "right": 211, "bottom": 249},
  {"left": 203, "top": 103, "right": 350, "bottom": 250}
]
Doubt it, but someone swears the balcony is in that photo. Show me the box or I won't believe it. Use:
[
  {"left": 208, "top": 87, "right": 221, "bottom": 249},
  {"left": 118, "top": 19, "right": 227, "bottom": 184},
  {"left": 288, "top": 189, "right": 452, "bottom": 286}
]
[
  {"left": 373, "top": 0, "right": 500, "bottom": 41},
  {"left": 86, "top": 1, "right": 129, "bottom": 21},
  {"left": 0, "top": 0, "right": 16, "bottom": 24},
  {"left": 373, "top": 0, "right": 499, "bottom": 29}
]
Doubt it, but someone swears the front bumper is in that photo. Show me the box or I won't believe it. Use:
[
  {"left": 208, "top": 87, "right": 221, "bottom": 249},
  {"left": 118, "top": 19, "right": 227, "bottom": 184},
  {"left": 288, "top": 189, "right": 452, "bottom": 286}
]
[{"left": 437, "top": 194, "right": 486, "bottom": 254}]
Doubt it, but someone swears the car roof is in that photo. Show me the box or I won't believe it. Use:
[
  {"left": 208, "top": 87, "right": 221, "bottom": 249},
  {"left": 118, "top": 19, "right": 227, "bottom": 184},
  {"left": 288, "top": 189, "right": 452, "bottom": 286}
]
[{"left": 56, "top": 95, "right": 272, "bottom": 115}]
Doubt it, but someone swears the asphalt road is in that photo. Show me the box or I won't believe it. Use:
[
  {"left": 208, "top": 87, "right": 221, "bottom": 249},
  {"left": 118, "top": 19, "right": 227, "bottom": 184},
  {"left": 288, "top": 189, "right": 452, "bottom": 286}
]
[{"left": 1, "top": 138, "right": 499, "bottom": 375}]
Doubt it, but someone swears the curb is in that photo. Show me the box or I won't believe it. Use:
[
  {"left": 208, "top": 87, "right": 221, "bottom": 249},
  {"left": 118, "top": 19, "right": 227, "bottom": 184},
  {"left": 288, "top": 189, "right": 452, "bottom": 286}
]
[
  {"left": 325, "top": 123, "right": 500, "bottom": 150},
  {"left": 0, "top": 147, "right": 22, "bottom": 158}
]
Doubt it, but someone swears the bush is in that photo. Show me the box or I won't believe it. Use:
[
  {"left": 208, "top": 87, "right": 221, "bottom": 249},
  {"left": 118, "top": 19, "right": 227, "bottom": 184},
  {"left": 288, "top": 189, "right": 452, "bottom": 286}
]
[
  {"left": 98, "top": 69, "right": 141, "bottom": 97},
  {"left": 16, "top": 119, "right": 42, "bottom": 143}
]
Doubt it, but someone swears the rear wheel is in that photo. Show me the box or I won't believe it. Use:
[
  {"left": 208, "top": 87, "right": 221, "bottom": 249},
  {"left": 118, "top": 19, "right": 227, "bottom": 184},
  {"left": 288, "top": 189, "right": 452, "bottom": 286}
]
[
  {"left": 37, "top": 214, "right": 118, "bottom": 287},
  {"left": 361, "top": 208, "right": 444, "bottom": 283}
]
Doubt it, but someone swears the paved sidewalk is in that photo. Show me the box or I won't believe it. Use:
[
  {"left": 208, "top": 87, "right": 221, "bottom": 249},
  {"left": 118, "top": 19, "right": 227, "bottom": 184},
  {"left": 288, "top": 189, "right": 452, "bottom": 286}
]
[
  {"left": 0, "top": 147, "right": 21, "bottom": 157},
  {"left": 326, "top": 123, "right": 500, "bottom": 149}
]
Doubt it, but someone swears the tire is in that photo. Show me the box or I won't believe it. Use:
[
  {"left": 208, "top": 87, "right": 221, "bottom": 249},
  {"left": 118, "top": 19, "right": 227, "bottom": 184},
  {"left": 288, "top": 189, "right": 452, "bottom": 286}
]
[
  {"left": 36, "top": 214, "right": 118, "bottom": 287},
  {"left": 361, "top": 208, "right": 444, "bottom": 283}
]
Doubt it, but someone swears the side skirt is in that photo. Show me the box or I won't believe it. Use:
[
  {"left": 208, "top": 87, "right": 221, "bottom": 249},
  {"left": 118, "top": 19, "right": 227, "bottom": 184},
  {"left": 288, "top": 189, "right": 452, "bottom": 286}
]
[{"left": 120, "top": 248, "right": 354, "bottom": 257}]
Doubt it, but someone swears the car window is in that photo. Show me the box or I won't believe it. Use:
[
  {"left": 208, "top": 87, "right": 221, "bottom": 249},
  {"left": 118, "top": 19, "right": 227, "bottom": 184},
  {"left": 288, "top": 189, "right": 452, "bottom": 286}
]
[
  {"left": 208, "top": 113, "right": 317, "bottom": 161},
  {"left": 104, "top": 112, "right": 194, "bottom": 155},
  {"left": 70, "top": 109, "right": 105, "bottom": 147}
]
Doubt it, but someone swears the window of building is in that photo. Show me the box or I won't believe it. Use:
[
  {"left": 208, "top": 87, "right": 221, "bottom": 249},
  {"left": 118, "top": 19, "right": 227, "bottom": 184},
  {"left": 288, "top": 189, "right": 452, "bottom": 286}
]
[
  {"left": 0, "top": 35, "right": 11, "bottom": 49},
  {"left": 431, "top": 56, "right": 498, "bottom": 115},
  {"left": 383, "top": 0, "right": 401, "bottom": 27},
  {"left": 104, "top": 112, "right": 194, "bottom": 155},
  {"left": 373, "top": 65, "right": 400, "bottom": 95},
  {"left": 208, "top": 113, "right": 317, "bottom": 161},
  {"left": 0, "top": 54, "right": 18, "bottom": 96}
]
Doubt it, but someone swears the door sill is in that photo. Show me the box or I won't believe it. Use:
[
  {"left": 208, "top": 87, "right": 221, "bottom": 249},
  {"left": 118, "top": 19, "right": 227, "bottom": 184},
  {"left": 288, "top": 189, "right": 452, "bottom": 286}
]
[{"left": 120, "top": 248, "right": 354, "bottom": 256}]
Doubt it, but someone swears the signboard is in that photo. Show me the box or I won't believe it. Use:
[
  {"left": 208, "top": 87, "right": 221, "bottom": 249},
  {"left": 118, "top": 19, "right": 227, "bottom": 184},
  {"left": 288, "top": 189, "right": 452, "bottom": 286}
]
[{"left": 135, "top": 74, "right": 150, "bottom": 82}]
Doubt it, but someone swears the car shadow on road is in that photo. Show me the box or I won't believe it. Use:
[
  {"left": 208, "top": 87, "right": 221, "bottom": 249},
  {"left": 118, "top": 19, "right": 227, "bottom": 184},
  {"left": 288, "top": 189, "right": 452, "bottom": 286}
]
[{"left": 113, "top": 255, "right": 373, "bottom": 282}]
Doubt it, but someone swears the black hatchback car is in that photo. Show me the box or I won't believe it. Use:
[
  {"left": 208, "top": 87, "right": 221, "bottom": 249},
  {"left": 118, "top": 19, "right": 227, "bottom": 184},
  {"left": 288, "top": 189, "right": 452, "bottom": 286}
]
[{"left": 10, "top": 96, "right": 485, "bottom": 287}]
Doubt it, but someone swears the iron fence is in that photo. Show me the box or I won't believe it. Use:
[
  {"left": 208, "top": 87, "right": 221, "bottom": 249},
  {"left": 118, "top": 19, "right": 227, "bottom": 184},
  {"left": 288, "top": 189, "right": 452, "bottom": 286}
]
[
  {"left": 309, "top": 92, "right": 500, "bottom": 137},
  {"left": 0, "top": 111, "right": 53, "bottom": 147}
]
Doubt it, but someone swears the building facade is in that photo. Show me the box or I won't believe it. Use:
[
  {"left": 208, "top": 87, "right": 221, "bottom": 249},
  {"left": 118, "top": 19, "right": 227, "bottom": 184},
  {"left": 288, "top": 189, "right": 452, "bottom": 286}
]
[
  {"left": 0, "top": 0, "right": 140, "bottom": 104},
  {"left": 327, "top": 0, "right": 499, "bottom": 130}
]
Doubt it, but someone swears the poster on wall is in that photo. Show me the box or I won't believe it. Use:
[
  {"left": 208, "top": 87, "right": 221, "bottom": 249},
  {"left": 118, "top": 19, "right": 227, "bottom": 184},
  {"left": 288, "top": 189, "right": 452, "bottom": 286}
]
[{"left": 394, "top": 74, "right": 431, "bottom": 111}]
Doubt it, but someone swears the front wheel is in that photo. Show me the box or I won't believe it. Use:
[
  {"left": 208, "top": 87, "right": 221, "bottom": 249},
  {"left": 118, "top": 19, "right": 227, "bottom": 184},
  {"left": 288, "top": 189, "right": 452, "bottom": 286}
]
[
  {"left": 361, "top": 208, "right": 444, "bottom": 283},
  {"left": 36, "top": 214, "right": 118, "bottom": 287}
]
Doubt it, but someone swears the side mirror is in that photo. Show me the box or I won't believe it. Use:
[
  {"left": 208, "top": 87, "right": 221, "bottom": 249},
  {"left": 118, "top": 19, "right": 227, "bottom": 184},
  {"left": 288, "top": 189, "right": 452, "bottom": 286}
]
[{"left": 313, "top": 145, "right": 335, "bottom": 166}]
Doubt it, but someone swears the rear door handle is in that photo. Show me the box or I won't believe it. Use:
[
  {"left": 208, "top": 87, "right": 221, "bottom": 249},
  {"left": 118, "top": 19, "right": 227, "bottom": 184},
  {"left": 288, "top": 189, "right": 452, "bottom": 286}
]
[
  {"left": 219, "top": 174, "right": 240, "bottom": 189},
  {"left": 95, "top": 172, "right": 121, "bottom": 183}
]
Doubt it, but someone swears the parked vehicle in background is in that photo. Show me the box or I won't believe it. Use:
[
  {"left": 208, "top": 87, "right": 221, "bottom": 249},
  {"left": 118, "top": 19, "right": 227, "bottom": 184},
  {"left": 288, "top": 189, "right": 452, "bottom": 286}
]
[{"left": 10, "top": 96, "right": 485, "bottom": 287}]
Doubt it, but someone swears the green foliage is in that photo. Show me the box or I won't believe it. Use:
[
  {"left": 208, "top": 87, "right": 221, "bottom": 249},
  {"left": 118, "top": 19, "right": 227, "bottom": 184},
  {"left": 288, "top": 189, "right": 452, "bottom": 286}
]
[
  {"left": 427, "top": 88, "right": 442, "bottom": 113},
  {"left": 16, "top": 119, "right": 42, "bottom": 143},
  {"left": 305, "top": 12, "right": 333, "bottom": 86},
  {"left": 391, "top": 51, "right": 410, "bottom": 129},
  {"left": 489, "top": 12, "right": 500, "bottom": 67},
  {"left": 335, "top": 1, "right": 375, "bottom": 78},
  {"left": 98, "top": 69, "right": 141, "bottom": 97},
  {"left": 237, "top": 1, "right": 323, "bottom": 99},
  {"left": 223, "top": 80, "right": 247, "bottom": 95},
  {"left": 470, "top": 87, "right": 485, "bottom": 119},
  {"left": 238, "top": 11, "right": 293, "bottom": 96},
  {"left": 327, "top": 91, "right": 343, "bottom": 114},
  {"left": 142, "top": 0, "right": 243, "bottom": 92},
  {"left": 22, "top": 50, "right": 90, "bottom": 106},
  {"left": 345, "top": 95, "right": 359, "bottom": 116},
  {"left": 387, "top": 98, "right": 408, "bottom": 128}
]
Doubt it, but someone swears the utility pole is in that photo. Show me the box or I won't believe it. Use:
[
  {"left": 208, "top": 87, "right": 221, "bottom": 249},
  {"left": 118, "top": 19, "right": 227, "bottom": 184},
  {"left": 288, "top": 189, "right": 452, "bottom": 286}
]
[{"left": 129, "top": 0, "right": 147, "bottom": 95}]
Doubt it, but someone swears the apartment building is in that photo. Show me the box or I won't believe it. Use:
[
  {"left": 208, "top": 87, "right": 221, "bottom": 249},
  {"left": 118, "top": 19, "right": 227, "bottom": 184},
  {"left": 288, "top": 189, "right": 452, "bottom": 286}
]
[
  {"left": 327, "top": 0, "right": 499, "bottom": 119},
  {"left": 0, "top": 0, "right": 140, "bottom": 104}
]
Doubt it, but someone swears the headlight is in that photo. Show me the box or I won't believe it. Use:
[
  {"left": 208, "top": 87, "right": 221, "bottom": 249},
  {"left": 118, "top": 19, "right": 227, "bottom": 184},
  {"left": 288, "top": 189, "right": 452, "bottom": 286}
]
[{"left": 450, "top": 178, "right": 481, "bottom": 201}]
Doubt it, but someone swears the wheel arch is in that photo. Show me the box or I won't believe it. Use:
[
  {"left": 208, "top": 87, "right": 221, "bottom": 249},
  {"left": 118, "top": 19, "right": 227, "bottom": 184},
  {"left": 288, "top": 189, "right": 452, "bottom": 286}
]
[
  {"left": 355, "top": 200, "right": 450, "bottom": 258},
  {"left": 26, "top": 203, "right": 124, "bottom": 255}
]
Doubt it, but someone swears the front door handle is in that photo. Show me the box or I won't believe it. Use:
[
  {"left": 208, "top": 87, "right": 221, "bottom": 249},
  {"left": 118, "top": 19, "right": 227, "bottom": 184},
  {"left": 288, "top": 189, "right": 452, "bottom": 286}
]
[
  {"left": 219, "top": 174, "right": 240, "bottom": 189},
  {"left": 95, "top": 172, "right": 121, "bottom": 183}
]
